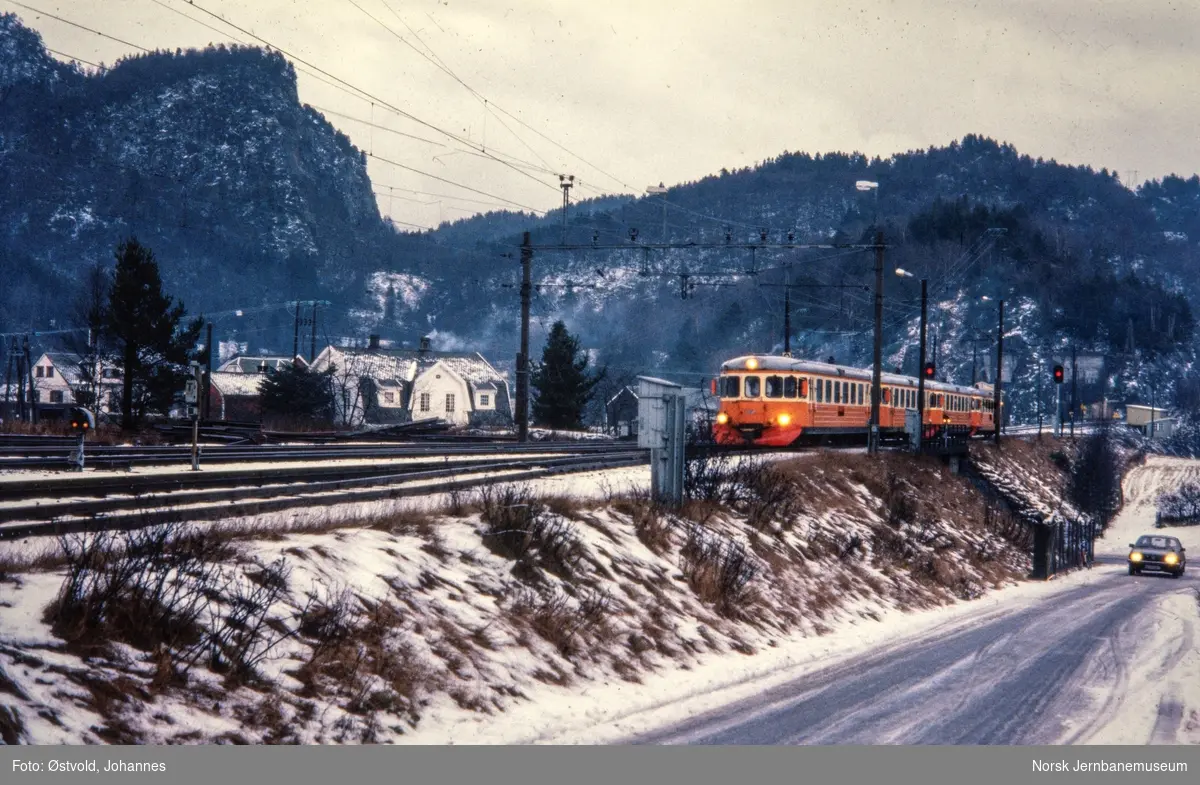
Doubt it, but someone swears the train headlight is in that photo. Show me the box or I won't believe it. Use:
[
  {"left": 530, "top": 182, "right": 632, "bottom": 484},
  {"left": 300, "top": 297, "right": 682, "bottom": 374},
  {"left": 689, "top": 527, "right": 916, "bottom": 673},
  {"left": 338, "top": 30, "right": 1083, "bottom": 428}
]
[
  {"left": 745, "top": 358, "right": 758, "bottom": 370},
  {"left": 716, "top": 412, "right": 729, "bottom": 425},
  {"left": 1130, "top": 551, "right": 1143, "bottom": 562},
  {"left": 1165, "top": 553, "right": 1179, "bottom": 565},
  {"left": 777, "top": 413, "right": 791, "bottom": 426}
]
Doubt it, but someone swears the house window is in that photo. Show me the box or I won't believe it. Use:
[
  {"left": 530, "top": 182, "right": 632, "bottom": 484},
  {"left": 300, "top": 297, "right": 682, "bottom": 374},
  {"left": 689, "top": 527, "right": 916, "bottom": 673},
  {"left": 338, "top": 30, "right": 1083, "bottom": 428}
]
[
  {"left": 384, "top": 392, "right": 395, "bottom": 404},
  {"left": 445, "top": 393, "right": 455, "bottom": 413},
  {"left": 419, "top": 393, "right": 431, "bottom": 412},
  {"left": 480, "top": 394, "right": 490, "bottom": 407},
  {"left": 50, "top": 390, "right": 64, "bottom": 404},
  {"left": 45, "top": 366, "right": 54, "bottom": 378},
  {"left": 35, "top": 366, "right": 44, "bottom": 378}
]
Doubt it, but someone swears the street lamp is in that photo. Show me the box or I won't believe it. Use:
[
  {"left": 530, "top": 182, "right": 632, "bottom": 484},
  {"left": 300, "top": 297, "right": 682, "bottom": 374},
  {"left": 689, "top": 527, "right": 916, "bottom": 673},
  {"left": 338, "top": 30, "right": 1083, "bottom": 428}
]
[
  {"left": 895, "top": 269, "right": 928, "bottom": 453},
  {"left": 647, "top": 182, "right": 668, "bottom": 242}
]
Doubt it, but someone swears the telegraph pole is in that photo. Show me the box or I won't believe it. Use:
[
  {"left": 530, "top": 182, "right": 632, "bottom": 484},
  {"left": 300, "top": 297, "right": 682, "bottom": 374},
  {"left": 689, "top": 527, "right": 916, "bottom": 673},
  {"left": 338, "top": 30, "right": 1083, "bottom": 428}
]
[
  {"left": 293, "top": 301, "right": 300, "bottom": 359},
  {"left": 1070, "top": 343, "right": 1077, "bottom": 439},
  {"left": 204, "top": 322, "right": 214, "bottom": 421},
  {"left": 782, "top": 265, "right": 792, "bottom": 357},
  {"left": 310, "top": 301, "right": 318, "bottom": 362},
  {"left": 559, "top": 175, "right": 574, "bottom": 243},
  {"left": 516, "top": 231, "right": 533, "bottom": 442},
  {"left": 23, "top": 335, "right": 35, "bottom": 425},
  {"left": 869, "top": 230, "right": 884, "bottom": 454},
  {"left": 994, "top": 299, "right": 1004, "bottom": 445},
  {"left": 917, "top": 278, "right": 928, "bottom": 452}
]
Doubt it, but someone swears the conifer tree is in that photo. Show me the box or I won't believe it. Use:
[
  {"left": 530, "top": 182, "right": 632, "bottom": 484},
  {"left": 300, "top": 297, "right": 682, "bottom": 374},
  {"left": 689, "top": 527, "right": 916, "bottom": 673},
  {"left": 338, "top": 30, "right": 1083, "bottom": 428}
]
[
  {"left": 531, "top": 321, "right": 605, "bottom": 430},
  {"left": 104, "top": 237, "right": 203, "bottom": 430}
]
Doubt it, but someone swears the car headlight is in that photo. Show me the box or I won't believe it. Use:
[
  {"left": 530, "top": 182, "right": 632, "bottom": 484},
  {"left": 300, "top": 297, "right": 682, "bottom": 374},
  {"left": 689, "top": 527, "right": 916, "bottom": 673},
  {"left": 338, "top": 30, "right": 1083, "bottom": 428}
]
[
  {"left": 1165, "top": 553, "right": 1179, "bottom": 565},
  {"left": 1130, "top": 552, "right": 1143, "bottom": 562},
  {"left": 716, "top": 412, "right": 729, "bottom": 425},
  {"left": 778, "top": 413, "right": 791, "bottom": 426}
]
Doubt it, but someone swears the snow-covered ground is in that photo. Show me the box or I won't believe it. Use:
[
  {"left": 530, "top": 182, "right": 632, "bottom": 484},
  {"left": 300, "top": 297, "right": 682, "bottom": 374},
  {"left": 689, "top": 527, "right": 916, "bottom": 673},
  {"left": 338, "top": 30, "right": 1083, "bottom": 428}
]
[{"left": 2, "top": 449, "right": 1198, "bottom": 746}]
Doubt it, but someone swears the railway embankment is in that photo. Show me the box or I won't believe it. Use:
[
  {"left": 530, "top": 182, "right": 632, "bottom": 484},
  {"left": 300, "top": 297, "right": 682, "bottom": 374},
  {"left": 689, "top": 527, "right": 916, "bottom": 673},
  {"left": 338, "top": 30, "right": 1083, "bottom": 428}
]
[{"left": 0, "top": 439, "right": 1095, "bottom": 744}]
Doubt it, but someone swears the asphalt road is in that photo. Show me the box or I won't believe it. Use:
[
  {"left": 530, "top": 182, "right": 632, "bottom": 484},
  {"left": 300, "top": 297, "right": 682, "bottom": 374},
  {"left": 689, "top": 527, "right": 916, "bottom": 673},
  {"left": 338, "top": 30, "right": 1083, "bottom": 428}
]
[{"left": 627, "top": 555, "right": 1196, "bottom": 745}]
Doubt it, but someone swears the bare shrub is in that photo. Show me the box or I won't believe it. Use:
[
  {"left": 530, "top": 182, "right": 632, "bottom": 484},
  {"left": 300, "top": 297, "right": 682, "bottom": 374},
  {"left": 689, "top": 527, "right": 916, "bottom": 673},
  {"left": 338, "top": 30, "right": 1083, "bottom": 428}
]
[
  {"left": 733, "top": 461, "right": 800, "bottom": 531},
  {"left": 294, "top": 598, "right": 429, "bottom": 726},
  {"left": 679, "top": 526, "right": 759, "bottom": 615},
  {"left": 45, "top": 523, "right": 224, "bottom": 662},
  {"left": 507, "top": 585, "right": 612, "bottom": 656},
  {"left": 205, "top": 558, "right": 294, "bottom": 686},
  {"left": 1157, "top": 482, "right": 1200, "bottom": 524},
  {"left": 478, "top": 485, "right": 583, "bottom": 578},
  {"left": 613, "top": 487, "right": 675, "bottom": 552}
]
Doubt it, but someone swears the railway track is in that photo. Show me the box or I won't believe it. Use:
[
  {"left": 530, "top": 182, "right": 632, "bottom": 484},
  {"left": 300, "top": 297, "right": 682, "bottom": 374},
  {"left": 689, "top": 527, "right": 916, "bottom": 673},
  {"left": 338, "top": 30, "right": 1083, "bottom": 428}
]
[
  {"left": 0, "top": 449, "right": 650, "bottom": 540},
  {"left": 0, "top": 438, "right": 636, "bottom": 470}
]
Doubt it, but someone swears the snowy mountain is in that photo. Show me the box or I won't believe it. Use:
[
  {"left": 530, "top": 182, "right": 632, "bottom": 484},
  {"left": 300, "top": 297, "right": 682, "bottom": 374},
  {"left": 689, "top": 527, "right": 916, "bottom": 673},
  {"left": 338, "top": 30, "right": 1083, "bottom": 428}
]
[{"left": 3, "top": 12, "right": 1199, "bottom": 423}]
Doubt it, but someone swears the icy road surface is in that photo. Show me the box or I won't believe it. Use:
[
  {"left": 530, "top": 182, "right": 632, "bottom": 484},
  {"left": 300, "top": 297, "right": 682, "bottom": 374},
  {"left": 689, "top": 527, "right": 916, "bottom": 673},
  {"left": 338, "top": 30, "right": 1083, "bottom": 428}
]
[{"left": 621, "top": 456, "right": 1200, "bottom": 746}]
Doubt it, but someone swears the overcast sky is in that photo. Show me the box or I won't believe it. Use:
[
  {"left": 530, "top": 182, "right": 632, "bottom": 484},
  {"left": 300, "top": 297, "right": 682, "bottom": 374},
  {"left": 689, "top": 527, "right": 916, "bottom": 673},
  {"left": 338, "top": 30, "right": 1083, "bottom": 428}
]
[{"left": 5, "top": 0, "right": 1199, "bottom": 229}]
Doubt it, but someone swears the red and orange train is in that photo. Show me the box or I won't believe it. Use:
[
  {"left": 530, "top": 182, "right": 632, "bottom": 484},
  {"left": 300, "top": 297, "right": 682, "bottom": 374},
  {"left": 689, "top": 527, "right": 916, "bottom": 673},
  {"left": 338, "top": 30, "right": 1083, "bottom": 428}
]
[{"left": 710, "top": 355, "right": 999, "bottom": 447}]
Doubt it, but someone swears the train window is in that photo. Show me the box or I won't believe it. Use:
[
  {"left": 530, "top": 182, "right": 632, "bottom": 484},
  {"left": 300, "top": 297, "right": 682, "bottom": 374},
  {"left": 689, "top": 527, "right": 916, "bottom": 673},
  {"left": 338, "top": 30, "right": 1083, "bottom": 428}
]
[
  {"left": 834, "top": 382, "right": 841, "bottom": 404},
  {"left": 745, "top": 376, "right": 761, "bottom": 398},
  {"left": 882, "top": 388, "right": 891, "bottom": 405},
  {"left": 799, "top": 378, "right": 808, "bottom": 398},
  {"left": 784, "top": 377, "right": 797, "bottom": 398},
  {"left": 719, "top": 376, "right": 740, "bottom": 399},
  {"left": 843, "top": 381, "right": 850, "bottom": 403},
  {"left": 765, "top": 376, "right": 784, "bottom": 398},
  {"left": 827, "top": 379, "right": 832, "bottom": 401}
]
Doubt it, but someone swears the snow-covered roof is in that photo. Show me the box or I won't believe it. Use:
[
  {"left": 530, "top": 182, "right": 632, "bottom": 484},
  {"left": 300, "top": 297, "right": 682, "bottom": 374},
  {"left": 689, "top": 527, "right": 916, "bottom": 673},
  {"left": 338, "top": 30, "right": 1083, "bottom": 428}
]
[
  {"left": 218, "top": 355, "right": 294, "bottom": 374},
  {"left": 211, "top": 371, "right": 266, "bottom": 397},
  {"left": 316, "top": 347, "right": 507, "bottom": 393},
  {"left": 40, "top": 352, "right": 89, "bottom": 386}
]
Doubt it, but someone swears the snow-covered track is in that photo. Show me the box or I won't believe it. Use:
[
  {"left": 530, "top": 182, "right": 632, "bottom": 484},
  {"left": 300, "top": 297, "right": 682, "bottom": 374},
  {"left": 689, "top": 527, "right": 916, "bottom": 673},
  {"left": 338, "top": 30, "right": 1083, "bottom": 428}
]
[
  {"left": 0, "top": 438, "right": 638, "bottom": 470},
  {"left": 0, "top": 451, "right": 648, "bottom": 540}
]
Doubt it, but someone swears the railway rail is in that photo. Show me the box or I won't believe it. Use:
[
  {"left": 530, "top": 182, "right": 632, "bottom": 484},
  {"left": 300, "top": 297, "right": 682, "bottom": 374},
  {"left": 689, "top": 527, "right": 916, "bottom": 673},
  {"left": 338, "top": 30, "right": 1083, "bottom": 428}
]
[
  {"left": 0, "top": 438, "right": 635, "bottom": 470},
  {"left": 0, "top": 449, "right": 650, "bottom": 540}
]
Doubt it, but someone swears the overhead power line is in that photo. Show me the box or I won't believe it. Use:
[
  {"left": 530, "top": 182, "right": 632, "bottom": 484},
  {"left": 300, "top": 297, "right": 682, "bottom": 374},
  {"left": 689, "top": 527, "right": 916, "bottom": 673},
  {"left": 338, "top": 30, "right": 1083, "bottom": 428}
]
[{"left": 9, "top": 1, "right": 150, "bottom": 51}]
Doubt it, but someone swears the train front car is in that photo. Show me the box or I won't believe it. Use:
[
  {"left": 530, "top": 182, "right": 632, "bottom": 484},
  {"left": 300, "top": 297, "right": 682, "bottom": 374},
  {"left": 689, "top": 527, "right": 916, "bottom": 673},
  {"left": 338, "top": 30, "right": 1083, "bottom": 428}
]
[{"left": 711, "top": 355, "right": 806, "bottom": 446}]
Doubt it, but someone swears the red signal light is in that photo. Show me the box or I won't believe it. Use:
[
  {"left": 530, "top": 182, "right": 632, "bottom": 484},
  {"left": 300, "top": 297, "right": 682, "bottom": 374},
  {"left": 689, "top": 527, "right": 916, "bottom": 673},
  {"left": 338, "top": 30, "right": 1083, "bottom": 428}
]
[
  {"left": 922, "top": 362, "right": 935, "bottom": 379},
  {"left": 1052, "top": 365, "right": 1064, "bottom": 384}
]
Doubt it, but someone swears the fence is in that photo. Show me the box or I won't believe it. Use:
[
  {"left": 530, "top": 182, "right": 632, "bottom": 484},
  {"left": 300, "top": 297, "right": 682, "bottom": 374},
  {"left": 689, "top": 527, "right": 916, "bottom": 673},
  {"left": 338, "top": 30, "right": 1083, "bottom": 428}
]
[{"left": 1031, "top": 513, "right": 1095, "bottom": 579}]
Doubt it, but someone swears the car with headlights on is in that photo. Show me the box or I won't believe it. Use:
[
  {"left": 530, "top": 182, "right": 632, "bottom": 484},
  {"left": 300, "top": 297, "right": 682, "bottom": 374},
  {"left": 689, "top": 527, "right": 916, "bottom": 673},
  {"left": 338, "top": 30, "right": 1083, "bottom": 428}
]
[{"left": 1128, "top": 534, "right": 1186, "bottom": 578}]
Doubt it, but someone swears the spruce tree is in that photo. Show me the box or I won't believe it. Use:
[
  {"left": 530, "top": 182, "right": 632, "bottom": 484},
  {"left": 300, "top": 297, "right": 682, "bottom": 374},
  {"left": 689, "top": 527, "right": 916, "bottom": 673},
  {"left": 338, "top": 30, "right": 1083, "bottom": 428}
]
[
  {"left": 259, "top": 363, "right": 337, "bottom": 424},
  {"left": 104, "top": 237, "right": 203, "bottom": 430},
  {"left": 531, "top": 321, "right": 605, "bottom": 430}
]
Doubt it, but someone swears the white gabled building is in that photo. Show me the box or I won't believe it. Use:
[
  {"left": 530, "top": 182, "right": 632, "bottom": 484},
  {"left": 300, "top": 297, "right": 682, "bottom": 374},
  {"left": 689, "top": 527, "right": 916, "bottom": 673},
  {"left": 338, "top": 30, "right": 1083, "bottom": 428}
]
[
  {"left": 26, "top": 352, "right": 123, "bottom": 414},
  {"left": 309, "top": 335, "right": 512, "bottom": 428}
]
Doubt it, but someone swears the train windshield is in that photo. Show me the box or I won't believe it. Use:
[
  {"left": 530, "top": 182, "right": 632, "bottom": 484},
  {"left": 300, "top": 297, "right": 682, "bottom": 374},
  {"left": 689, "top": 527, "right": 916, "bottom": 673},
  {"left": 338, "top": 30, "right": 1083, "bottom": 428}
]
[
  {"left": 718, "top": 375, "right": 741, "bottom": 399},
  {"left": 744, "top": 376, "right": 761, "bottom": 398},
  {"left": 765, "top": 376, "right": 784, "bottom": 398}
]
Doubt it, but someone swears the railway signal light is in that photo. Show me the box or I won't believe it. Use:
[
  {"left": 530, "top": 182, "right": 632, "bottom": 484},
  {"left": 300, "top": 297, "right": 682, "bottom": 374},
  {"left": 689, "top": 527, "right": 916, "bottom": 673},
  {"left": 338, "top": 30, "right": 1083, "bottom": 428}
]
[
  {"left": 68, "top": 407, "right": 94, "bottom": 436},
  {"left": 1053, "top": 365, "right": 1064, "bottom": 384},
  {"left": 923, "top": 362, "right": 935, "bottom": 379}
]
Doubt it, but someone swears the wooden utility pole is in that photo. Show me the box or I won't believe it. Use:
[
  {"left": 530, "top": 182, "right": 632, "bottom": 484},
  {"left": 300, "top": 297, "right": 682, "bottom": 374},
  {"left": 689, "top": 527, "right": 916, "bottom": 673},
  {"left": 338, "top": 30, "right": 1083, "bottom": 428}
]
[
  {"left": 993, "top": 300, "right": 1004, "bottom": 445},
  {"left": 782, "top": 265, "right": 792, "bottom": 357},
  {"left": 916, "top": 278, "right": 927, "bottom": 452},
  {"left": 1070, "top": 343, "right": 1077, "bottom": 439},
  {"left": 869, "top": 231, "right": 884, "bottom": 454},
  {"left": 293, "top": 301, "right": 300, "bottom": 359},
  {"left": 310, "top": 302, "right": 318, "bottom": 362},
  {"left": 516, "top": 231, "right": 533, "bottom": 442},
  {"left": 204, "top": 322, "right": 214, "bottom": 421}
]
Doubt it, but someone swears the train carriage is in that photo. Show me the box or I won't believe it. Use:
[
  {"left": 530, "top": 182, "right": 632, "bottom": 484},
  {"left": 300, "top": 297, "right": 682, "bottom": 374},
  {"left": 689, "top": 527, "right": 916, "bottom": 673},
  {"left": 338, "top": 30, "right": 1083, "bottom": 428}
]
[{"left": 710, "top": 355, "right": 998, "bottom": 447}]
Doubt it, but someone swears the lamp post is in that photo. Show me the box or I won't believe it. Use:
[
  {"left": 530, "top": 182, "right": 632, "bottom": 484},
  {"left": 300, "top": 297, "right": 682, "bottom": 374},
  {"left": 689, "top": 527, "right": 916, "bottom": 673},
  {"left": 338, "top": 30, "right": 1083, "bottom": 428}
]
[{"left": 896, "top": 268, "right": 927, "bottom": 452}]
